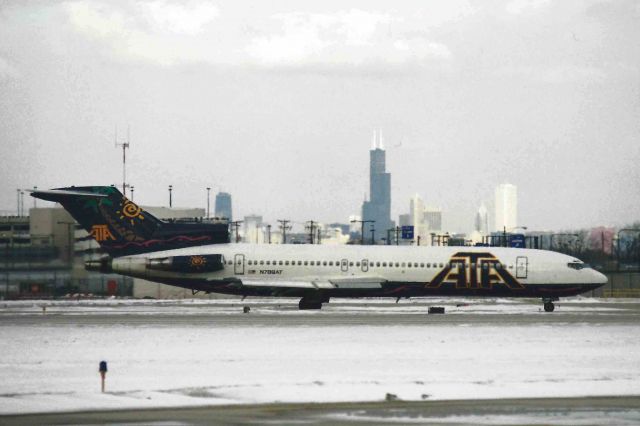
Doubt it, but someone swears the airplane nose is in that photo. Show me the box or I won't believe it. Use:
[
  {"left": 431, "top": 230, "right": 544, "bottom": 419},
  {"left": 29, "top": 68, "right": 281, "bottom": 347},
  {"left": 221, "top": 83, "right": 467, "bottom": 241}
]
[{"left": 593, "top": 269, "right": 608, "bottom": 285}]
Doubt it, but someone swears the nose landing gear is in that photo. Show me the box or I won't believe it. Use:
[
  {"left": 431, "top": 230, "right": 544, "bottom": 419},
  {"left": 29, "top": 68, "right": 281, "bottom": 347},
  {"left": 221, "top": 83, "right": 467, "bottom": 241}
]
[
  {"left": 542, "top": 297, "right": 558, "bottom": 312},
  {"left": 298, "top": 295, "right": 330, "bottom": 310}
]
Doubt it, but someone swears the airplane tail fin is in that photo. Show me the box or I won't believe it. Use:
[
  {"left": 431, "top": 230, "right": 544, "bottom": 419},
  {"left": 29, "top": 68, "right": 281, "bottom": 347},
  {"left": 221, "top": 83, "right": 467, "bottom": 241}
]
[{"left": 31, "top": 186, "right": 228, "bottom": 257}]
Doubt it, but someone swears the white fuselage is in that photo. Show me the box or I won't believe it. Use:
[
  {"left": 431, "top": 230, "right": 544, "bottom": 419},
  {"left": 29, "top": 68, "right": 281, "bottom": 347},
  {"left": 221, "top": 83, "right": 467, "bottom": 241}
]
[{"left": 109, "top": 243, "right": 607, "bottom": 299}]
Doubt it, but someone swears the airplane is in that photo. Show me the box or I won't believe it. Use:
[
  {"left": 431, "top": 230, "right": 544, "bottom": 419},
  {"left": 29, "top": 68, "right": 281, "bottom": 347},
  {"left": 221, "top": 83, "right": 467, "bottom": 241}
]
[{"left": 31, "top": 186, "right": 607, "bottom": 312}]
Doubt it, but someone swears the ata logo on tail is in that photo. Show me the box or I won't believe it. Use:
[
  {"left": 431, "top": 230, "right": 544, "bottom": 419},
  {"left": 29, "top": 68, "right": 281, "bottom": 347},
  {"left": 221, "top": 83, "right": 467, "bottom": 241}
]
[
  {"left": 427, "top": 252, "right": 524, "bottom": 290},
  {"left": 90, "top": 225, "right": 116, "bottom": 242}
]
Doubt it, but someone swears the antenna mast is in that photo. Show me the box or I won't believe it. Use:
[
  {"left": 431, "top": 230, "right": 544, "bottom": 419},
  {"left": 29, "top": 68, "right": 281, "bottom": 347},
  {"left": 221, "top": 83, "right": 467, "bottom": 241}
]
[{"left": 115, "top": 125, "right": 131, "bottom": 196}]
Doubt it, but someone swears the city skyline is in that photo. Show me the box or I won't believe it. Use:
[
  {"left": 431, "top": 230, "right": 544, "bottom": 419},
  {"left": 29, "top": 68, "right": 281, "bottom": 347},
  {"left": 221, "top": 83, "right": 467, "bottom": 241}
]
[{"left": 1, "top": 1, "right": 638, "bottom": 232}]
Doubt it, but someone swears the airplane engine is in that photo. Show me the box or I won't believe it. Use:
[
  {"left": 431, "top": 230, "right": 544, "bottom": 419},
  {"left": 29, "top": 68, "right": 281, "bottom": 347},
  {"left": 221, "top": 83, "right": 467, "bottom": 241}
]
[{"left": 146, "top": 254, "right": 225, "bottom": 273}]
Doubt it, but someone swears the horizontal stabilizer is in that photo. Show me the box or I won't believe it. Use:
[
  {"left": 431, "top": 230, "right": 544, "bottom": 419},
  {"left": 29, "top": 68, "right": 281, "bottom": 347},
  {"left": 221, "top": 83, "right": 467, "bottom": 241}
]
[{"left": 31, "top": 188, "right": 109, "bottom": 202}]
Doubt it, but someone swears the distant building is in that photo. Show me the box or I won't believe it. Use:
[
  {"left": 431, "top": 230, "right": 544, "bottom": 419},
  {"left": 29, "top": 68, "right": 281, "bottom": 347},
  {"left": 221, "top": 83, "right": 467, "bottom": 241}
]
[
  {"left": 424, "top": 207, "right": 442, "bottom": 232},
  {"left": 495, "top": 184, "right": 517, "bottom": 231},
  {"left": 243, "top": 215, "right": 264, "bottom": 244},
  {"left": 398, "top": 195, "right": 442, "bottom": 245},
  {"left": 214, "top": 192, "right": 232, "bottom": 221},
  {"left": 1, "top": 208, "right": 132, "bottom": 299},
  {"left": 398, "top": 214, "right": 411, "bottom": 227},
  {"left": 362, "top": 130, "right": 393, "bottom": 242},
  {"left": 474, "top": 203, "right": 489, "bottom": 234}
]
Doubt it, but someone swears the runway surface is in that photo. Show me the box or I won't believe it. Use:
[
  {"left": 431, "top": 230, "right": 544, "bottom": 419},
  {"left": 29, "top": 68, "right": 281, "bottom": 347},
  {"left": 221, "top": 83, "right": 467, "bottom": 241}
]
[
  {"left": 3, "top": 395, "right": 640, "bottom": 425},
  {"left": 1, "top": 297, "right": 639, "bottom": 424}
]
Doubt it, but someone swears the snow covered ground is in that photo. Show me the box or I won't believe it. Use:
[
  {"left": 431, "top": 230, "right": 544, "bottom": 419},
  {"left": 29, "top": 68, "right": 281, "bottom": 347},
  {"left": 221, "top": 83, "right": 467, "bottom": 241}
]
[{"left": 0, "top": 297, "right": 639, "bottom": 414}]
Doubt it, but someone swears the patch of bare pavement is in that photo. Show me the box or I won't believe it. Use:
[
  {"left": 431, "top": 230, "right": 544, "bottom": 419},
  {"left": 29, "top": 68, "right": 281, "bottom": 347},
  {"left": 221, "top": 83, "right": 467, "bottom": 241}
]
[{"left": 1, "top": 396, "right": 639, "bottom": 425}]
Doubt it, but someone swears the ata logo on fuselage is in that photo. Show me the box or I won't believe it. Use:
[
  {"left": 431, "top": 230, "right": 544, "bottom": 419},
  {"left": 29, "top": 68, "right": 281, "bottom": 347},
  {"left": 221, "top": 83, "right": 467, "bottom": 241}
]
[
  {"left": 426, "top": 252, "right": 524, "bottom": 290},
  {"left": 90, "top": 225, "right": 116, "bottom": 242}
]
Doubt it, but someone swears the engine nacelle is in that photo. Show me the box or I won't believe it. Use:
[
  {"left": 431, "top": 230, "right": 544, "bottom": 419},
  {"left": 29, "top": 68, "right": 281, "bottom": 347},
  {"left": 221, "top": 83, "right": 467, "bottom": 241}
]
[{"left": 146, "top": 254, "right": 225, "bottom": 273}]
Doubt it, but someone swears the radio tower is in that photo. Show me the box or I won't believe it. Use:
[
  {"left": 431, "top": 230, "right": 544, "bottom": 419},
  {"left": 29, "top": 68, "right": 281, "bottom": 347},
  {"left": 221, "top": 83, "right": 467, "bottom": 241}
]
[{"left": 115, "top": 126, "right": 131, "bottom": 197}]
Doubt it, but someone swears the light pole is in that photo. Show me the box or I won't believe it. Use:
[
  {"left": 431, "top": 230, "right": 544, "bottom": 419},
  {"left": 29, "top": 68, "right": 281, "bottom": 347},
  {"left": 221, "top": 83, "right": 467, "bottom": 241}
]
[
  {"left": 278, "top": 220, "right": 291, "bottom": 244},
  {"left": 206, "top": 187, "right": 211, "bottom": 219},
  {"left": 350, "top": 219, "right": 374, "bottom": 245},
  {"left": 168, "top": 185, "right": 173, "bottom": 208},
  {"left": 130, "top": 186, "right": 134, "bottom": 201}
]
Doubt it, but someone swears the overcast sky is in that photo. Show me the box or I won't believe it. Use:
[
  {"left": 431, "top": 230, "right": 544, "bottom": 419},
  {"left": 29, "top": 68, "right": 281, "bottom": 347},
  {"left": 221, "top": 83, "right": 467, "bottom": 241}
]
[{"left": 0, "top": 0, "right": 638, "bottom": 233}]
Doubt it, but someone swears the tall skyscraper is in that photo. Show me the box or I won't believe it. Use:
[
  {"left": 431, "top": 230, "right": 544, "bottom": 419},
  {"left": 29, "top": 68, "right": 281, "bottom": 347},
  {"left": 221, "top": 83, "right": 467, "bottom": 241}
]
[
  {"left": 475, "top": 203, "right": 489, "bottom": 234},
  {"left": 495, "top": 184, "right": 517, "bottom": 231},
  {"left": 214, "top": 192, "right": 232, "bottom": 221},
  {"left": 362, "top": 130, "right": 393, "bottom": 241}
]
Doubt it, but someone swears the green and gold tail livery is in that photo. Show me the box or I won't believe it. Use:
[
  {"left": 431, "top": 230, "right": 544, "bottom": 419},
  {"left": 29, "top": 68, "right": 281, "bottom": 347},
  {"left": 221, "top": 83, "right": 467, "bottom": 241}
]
[{"left": 32, "top": 186, "right": 229, "bottom": 257}]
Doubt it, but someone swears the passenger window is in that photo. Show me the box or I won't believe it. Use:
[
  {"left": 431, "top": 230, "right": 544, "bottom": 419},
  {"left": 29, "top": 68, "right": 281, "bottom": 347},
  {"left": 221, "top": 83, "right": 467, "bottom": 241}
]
[
  {"left": 310, "top": 261, "right": 315, "bottom": 266},
  {"left": 376, "top": 262, "right": 381, "bottom": 267},
  {"left": 285, "top": 261, "right": 289, "bottom": 266},
  {"left": 260, "top": 260, "right": 264, "bottom": 265},
  {"left": 382, "top": 262, "right": 387, "bottom": 267},
  {"left": 279, "top": 261, "right": 283, "bottom": 266},
  {"left": 298, "top": 261, "right": 302, "bottom": 266},
  {"left": 356, "top": 262, "right": 361, "bottom": 267},
  {"left": 304, "top": 261, "right": 308, "bottom": 266},
  {"left": 266, "top": 261, "right": 271, "bottom": 265},
  {"left": 394, "top": 262, "right": 399, "bottom": 267},
  {"left": 407, "top": 263, "right": 412, "bottom": 268},
  {"left": 329, "top": 261, "right": 333, "bottom": 266},
  {"left": 323, "top": 261, "right": 327, "bottom": 266},
  {"left": 420, "top": 263, "right": 425, "bottom": 268},
  {"left": 349, "top": 262, "right": 354, "bottom": 267},
  {"left": 426, "top": 263, "right": 431, "bottom": 268}
]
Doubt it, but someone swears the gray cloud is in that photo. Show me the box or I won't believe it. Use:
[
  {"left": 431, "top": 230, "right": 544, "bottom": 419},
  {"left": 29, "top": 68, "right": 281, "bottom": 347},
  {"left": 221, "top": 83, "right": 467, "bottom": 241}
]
[{"left": 0, "top": 0, "right": 638, "bottom": 232}]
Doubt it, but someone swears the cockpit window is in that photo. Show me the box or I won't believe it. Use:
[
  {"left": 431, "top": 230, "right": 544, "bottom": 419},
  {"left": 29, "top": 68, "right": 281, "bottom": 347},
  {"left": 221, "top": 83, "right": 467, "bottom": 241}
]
[{"left": 568, "top": 261, "right": 589, "bottom": 270}]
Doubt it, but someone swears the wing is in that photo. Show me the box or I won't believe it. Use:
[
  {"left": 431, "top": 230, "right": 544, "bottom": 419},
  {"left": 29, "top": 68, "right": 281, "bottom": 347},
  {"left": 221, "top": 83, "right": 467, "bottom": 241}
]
[{"left": 216, "top": 276, "right": 387, "bottom": 290}]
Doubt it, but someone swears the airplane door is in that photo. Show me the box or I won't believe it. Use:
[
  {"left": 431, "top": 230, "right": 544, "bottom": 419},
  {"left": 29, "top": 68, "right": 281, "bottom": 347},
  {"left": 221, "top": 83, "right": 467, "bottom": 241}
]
[
  {"left": 234, "top": 254, "right": 245, "bottom": 275},
  {"left": 516, "top": 256, "right": 528, "bottom": 279},
  {"left": 341, "top": 259, "right": 349, "bottom": 272},
  {"left": 361, "top": 259, "right": 369, "bottom": 272}
]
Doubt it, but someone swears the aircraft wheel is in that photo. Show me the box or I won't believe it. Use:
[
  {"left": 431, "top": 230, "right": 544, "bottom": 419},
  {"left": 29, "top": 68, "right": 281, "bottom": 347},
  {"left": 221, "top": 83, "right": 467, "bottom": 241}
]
[
  {"left": 543, "top": 302, "right": 555, "bottom": 312},
  {"left": 299, "top": 298, "right": 323, "bottom": 310}
]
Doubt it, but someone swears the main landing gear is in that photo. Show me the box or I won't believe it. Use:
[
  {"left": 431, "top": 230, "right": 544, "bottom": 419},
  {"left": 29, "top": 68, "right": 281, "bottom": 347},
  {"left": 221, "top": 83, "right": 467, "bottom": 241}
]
[
  {"left": 542, "top": 297, "right": 558, "bottom": 312},
  {"left": 298, "top": 295, "right": 329, "bottom": 310}
]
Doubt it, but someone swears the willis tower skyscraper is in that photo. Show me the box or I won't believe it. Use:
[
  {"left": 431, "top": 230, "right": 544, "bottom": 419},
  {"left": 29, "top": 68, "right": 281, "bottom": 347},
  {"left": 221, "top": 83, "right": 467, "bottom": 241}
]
[{"left": 362, "top": 130, "right": 393, "bottom": 242}]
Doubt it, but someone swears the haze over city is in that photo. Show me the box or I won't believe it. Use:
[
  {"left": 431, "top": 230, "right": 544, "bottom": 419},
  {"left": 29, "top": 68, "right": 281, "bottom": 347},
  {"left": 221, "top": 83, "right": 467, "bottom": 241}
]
[{"left": 1, "top": 0, "right": 638, "bottom": 232}]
